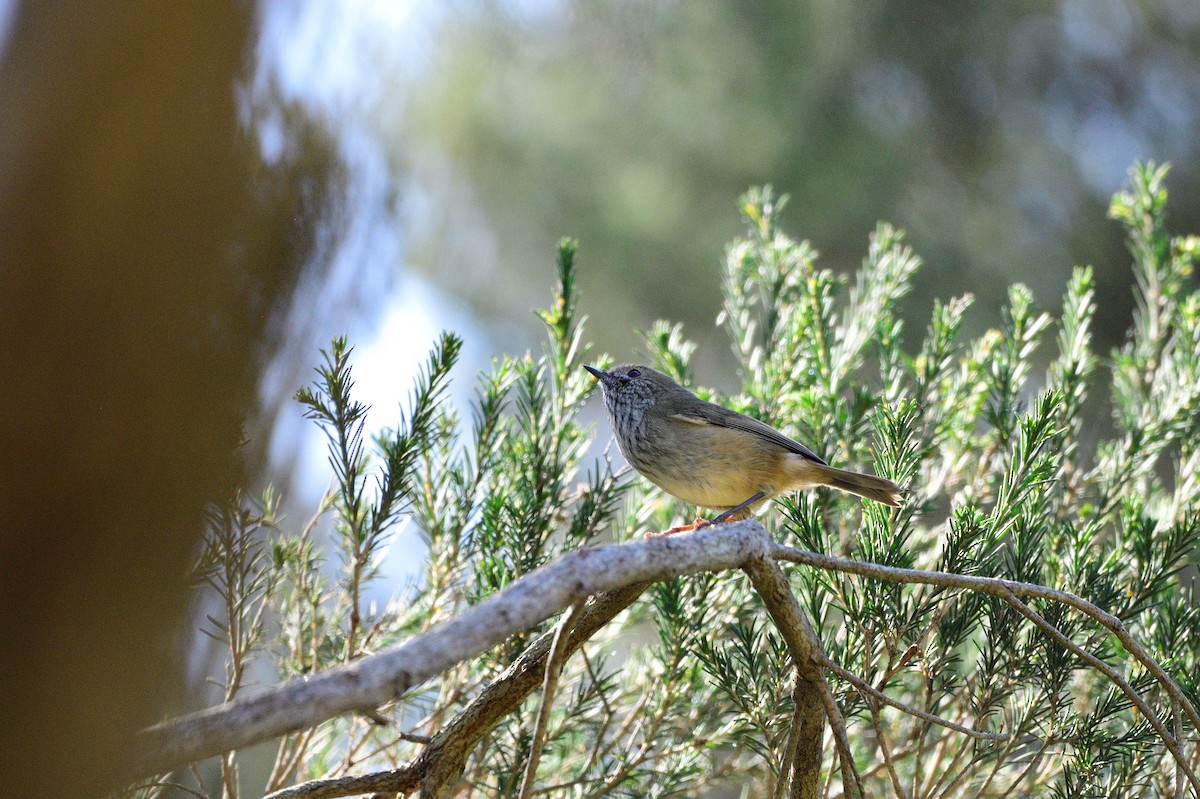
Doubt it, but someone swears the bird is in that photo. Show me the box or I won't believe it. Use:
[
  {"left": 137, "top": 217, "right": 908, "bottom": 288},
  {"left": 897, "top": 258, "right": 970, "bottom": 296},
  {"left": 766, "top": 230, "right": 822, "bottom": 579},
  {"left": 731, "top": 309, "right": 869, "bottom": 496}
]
[{"left": 585, "top": 363, "right": 902, "bottom": 531}]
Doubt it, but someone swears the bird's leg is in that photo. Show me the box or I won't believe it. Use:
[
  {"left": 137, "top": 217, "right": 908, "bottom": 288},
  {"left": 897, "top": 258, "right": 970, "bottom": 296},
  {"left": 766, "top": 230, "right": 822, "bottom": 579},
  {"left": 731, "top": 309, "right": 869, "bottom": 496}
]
[
  {"left": 703, "top": 492, "right": 767, "bottom": 527},
  {"left": 649, "top": 492, "right": 767, "bottom": 536}
]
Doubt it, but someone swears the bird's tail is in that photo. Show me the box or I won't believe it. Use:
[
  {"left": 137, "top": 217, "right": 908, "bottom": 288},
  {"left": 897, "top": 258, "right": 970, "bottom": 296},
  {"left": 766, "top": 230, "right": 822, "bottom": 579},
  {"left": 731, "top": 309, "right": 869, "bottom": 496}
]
[{"left": 790, "top": 460, "right": 903, "bottom": 507}]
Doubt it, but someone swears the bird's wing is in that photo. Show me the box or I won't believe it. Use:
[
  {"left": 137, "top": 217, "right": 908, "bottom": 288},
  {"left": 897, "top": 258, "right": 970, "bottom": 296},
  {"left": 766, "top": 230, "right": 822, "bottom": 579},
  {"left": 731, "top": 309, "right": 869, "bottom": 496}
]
[{"left": 667, "top": 402, "right": 828, "bottom": 465}]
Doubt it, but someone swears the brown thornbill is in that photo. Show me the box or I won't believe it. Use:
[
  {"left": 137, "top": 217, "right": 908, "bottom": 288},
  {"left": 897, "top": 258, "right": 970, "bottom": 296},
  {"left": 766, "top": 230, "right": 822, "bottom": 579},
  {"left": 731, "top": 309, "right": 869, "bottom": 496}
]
[{"left": 585, "top": 364, "right": 902, "bottom": 530}]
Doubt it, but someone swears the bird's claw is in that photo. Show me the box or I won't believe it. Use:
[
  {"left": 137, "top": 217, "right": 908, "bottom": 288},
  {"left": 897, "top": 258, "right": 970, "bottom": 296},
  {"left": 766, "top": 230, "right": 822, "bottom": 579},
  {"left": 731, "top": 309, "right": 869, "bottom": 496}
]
[{"left": 645, "top": 517, "right": 712, "bottom": 537}]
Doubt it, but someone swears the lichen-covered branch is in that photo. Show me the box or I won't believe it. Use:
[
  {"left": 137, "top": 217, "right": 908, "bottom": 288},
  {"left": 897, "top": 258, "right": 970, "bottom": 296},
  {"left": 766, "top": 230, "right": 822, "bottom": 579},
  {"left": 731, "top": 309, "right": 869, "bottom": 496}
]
[{"left": 132, "top": 523, "right": 772, "bottom": 779}]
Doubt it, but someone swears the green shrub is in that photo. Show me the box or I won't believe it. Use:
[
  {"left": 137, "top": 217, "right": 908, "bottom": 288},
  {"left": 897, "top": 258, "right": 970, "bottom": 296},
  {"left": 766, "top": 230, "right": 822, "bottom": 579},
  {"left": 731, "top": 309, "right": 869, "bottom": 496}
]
[{"left": 144, "top": 162, "right": 1198, "bottom": 799}]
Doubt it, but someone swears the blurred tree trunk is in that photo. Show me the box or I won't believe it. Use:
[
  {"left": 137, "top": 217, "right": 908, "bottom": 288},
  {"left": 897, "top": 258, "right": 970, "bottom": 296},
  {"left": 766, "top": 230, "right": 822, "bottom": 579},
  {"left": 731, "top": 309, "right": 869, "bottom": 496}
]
[{"left": 0, "top": 4, "right": 297, "bottom": 796}]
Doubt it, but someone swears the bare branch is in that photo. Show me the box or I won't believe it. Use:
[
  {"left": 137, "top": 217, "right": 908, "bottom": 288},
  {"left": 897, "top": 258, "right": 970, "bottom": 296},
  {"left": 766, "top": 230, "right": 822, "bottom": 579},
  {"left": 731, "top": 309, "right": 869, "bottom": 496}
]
[
  {"left": 268, "top": 581, "right": 649, "bottom": 799},
  {"left": 817, "top": 677, "right": 864, "bottom": 799},
  {"left": 1175, "top": 701, "right": 1185, "bottom": 799},
  {"left": 517, "top": 599, "right": 585, "bottom": 799},
  {"left": 867, "top": 702, "right": 908, "bottom": 799},
  {"left": 261, "top": 767, "right": 419, "bottom": 799},
  {"left": 742, "top": 556, "right": 859, "bottom": 799},
  {"left": 997, "top": 588, "right": 1200, "bottom": 794},
  {"left": 133, "top": 523, "right": 773, "bottom": 779},
  {"left": 773, "top": 676, "right": 807, "bottom": 799},
  {"left": 771, "top": 544, "right": 1200, "bottom": 734},
  {"left": 140, "top": 528, "right": 1196, "bottom": 799},
  {"left": 819, "top": 656, "right": 1006, "bottom": 741}
]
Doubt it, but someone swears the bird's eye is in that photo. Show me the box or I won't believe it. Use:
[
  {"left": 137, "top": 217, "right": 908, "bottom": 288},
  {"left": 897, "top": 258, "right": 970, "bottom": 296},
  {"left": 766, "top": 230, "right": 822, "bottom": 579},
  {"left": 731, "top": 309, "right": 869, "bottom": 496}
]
[{"left": 627, "top": 369, "right": 641, "bottom": 378}]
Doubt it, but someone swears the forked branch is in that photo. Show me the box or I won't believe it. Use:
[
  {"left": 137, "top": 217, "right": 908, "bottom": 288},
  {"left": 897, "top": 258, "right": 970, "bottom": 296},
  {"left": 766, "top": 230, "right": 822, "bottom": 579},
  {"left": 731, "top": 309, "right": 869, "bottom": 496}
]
[
  {"left": 132, "top": 526, "right": 1195, "bottom": 799},
  {"left": 132, "top": 523, "right": 772, "bottom": 779}
]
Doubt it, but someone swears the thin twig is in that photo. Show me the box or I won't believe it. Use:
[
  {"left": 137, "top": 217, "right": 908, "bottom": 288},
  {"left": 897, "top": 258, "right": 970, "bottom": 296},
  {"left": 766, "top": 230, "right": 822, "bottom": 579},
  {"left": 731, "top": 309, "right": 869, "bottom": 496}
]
[
  {"left": 132, "top": 780, "right": 210, "bottom": 799},
  {"left": 580, "top": 647, "right": 614, "bottom": 718},
  {"left": 878, "top": 592, "right": 959, "bottom": 687},
  {"left": 974, "top": 678, "right": 1043, "bottom": 798},
  {"left": 578, "top": 653, "right": 690, "bottom": 799},
  {"left": 530, "top": 648, "right": 614, "bottom": 794},
  {"left": 591, "top": 686, "right": 650, "bottom": 780},
  {"left": 847, "top": 742, "right": 920, "bottom": 787},
  {"left": 867, "top": 701, "right": 908, "bottom": 799},
  {"left": 819, "top": 656, "right": 1005, "bottom": 741},
  {"left": 220, "top": 751, "right": 238, "bottom": 799},
  {"left": 923, "top": 741, "right": 976, "bottom": 799},
  {"left": 266, "top": 726, "right": 319, "bottom": 793},
  {"left": 771, "top": 544, "right": 1200, "bottom": 734},
  {"left": 923, "top": 727, "right": 976, "bottom": 799},
  {"left": 911, "top": 675, "right": 932, "bottom": 799},
  {"left": 998, "top": 588, "right": 1200, "bottom": 794},
  {"left": 346, "top": 726, "right": 422, "bottom": 769},
  {"left": 398, "top": 730, "right": 433, "bottom": 745},
  {"left": 818, "top": 680, "right": 864, "bottom": 799},
  {"left": 517, "top": 599, "right": 585, "bottom": 799},
  {"left": 773, "top": 674, "right": 806, "bottom": 799},
  {"left": 1176, "top": 701, "right": 1185, "bottom": 799},
  {"left": 989, "top": 733, "right": 1055, "bottom": 799}
]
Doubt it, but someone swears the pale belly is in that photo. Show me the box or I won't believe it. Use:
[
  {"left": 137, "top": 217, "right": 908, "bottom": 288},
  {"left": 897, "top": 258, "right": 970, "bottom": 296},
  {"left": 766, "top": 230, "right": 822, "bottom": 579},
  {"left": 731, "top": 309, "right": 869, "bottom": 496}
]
[
  {"left": 625, "top": 422, "right": 787, "bottom": 511},
  {"left": 650, "top": 470, "right": 774, "bottom": 510}
]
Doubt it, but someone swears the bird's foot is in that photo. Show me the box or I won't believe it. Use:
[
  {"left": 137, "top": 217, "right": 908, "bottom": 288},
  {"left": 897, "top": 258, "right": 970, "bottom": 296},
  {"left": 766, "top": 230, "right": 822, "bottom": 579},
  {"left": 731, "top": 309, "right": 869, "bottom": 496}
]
[{"left": 646, "top": 518, "right": 711, "bottom": 537}]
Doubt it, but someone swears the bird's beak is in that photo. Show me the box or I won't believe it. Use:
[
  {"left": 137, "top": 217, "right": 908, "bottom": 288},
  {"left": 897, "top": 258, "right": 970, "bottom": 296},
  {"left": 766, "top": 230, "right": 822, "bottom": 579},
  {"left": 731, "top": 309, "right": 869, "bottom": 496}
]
[{"left": 583, "top": 365, "right": 606, "bottom": 381}]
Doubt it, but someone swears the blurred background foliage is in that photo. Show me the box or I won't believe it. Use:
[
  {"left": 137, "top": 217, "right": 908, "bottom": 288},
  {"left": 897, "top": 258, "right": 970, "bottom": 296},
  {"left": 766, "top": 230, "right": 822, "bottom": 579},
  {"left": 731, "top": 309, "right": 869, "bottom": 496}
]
[
  {"left": 256, "top": 0, "right": 1200, "bottom": 386},
  {"left": 4, "top": 2, "right": 1200, "bottom": 796}
]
